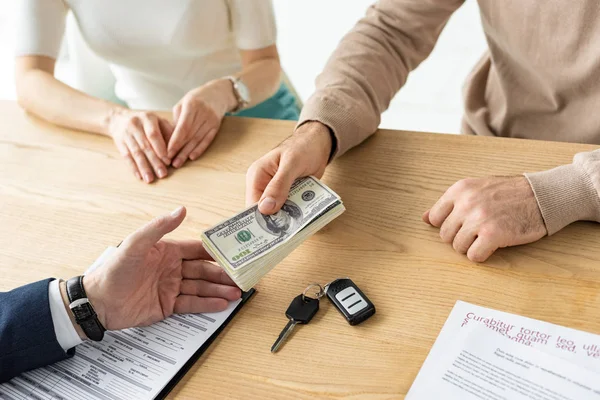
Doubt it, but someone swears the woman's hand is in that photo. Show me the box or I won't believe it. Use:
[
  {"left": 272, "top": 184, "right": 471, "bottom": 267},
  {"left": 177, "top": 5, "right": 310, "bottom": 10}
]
[
  {"left": 168, "top": 79, "right": 237, "bottom": 168},
  {"left": 108, "top": 109, "right": 174, "bottom": 183}
]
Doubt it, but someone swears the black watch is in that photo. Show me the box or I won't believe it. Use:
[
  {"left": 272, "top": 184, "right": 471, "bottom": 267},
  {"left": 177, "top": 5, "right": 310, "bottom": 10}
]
[{"left": 66, "top": 276, "right": 106, "bottom": 341}]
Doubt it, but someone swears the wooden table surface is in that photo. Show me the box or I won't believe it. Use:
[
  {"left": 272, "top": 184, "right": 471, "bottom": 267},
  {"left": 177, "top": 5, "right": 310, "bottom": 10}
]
[{"left": 1, "top": 100, "right": 600, "bottom": 399}]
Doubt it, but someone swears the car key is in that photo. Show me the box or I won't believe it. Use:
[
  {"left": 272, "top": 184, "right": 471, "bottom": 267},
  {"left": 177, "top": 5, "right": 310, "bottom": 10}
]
[
  {"left": 271, "top": 286, "right": 321, "bottom": 353},
  {"left": 325, "top": 278, "right": 376, "bottom": 325}
]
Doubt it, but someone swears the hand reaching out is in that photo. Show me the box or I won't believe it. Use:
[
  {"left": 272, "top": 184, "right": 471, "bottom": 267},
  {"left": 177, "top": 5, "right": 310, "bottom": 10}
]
[
  {"left": 245, "top": 121, "right": 333, "bottom": 214},
  {"left": 83, "top": 206, "right": 241, "bottom": 331}
]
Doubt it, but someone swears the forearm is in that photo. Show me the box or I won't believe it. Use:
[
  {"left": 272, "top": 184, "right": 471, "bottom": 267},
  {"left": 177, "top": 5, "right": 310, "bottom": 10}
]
[
  {"left": 300, "top": 0, "right": 464, "bottom": 157},
  {"left": 525, "top": 149, "right": 600, "bottom": 234},
  {"left": 189, "top": 57, "right": 281, "bottom": 117},
  {"left": 16, "top": 69, "right": 125, "bottom": 136}
]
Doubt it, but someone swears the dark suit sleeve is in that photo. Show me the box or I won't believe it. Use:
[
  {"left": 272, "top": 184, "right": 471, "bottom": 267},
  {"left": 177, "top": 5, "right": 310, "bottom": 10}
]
[{"left": 0, "top": 278, "right": 74, "bottom": 383}]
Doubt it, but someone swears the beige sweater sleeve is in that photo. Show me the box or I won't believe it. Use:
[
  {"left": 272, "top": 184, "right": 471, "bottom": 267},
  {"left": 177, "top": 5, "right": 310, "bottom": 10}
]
[
  {"left": 525, "top": 149, "right": 600, "bottom": 235},
  {"left": 298, "top": 0, "right": 464, "bottom": 157}
]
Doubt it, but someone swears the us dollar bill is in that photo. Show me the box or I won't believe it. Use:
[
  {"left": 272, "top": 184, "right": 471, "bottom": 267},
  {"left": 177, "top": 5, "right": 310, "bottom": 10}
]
[{"left": 202, "top": 176, "right": 341, "bottom": 270}]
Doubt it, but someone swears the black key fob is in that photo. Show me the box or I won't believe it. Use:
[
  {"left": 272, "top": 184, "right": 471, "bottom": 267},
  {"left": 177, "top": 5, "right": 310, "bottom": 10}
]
[{"left": 325, "top": 278, "right": 376, "bottom": 325}]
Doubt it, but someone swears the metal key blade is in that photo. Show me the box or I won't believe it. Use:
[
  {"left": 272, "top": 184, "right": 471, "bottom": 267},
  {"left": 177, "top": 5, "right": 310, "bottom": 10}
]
[{"left": 271, "top": 320, "right": 297, "bottom": 353}]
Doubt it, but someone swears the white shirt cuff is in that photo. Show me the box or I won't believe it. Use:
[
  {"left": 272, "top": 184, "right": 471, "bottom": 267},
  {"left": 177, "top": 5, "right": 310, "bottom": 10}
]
[{"left": 48, "top": 279, "right": 82, "bottom": 352}]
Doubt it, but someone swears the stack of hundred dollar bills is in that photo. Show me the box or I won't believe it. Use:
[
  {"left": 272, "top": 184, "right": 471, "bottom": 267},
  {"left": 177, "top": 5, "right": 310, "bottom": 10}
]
[{"left": 202, "top": 176, "right": 345, "bottom": 291}]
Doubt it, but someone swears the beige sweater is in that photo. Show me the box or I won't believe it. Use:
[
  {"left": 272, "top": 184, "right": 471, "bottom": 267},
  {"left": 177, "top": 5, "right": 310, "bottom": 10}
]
[{"left": 298, "top": 0, "right": 600, "bottom": 235}]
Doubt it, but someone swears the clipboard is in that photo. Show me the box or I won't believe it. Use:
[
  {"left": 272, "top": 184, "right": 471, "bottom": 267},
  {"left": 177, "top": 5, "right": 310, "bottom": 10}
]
[{"left": 155, "top": 288, "right": 256, "bottom": 399}]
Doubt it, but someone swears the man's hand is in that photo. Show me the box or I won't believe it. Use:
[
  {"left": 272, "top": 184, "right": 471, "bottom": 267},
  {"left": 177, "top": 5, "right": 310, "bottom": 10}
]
[
  {"left": 423, "top": 176, "right": 547, "bottom": 262},
  {"left": 246, "top": 121, "right": 333, "bottom": 214},
  {"left": 81, "top": 206, "right": 241, "bottom": 331},
  {"left": 108, "top": 109, "right": 174, "bottom": 183}
]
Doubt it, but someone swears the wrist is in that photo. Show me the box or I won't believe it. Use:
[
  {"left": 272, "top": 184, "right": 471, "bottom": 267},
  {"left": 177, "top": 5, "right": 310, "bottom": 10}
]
[
  {"left": 104, "top": 106, "right": 128, "bottom": 138},
  {"left": 525, "top": 164, "right": 600, "bottom": 235},
  {"left": 82, "top": 274, "right": 108, "bottom": 329},
  {"left": 59, "top": 280, "right": 87, "bottom": 340},
  {"left": 294, "top": 121, "right": 334, "bottom": 164},
  {"left": 204, "top": 78, "right": 239, "bottom": 116}
]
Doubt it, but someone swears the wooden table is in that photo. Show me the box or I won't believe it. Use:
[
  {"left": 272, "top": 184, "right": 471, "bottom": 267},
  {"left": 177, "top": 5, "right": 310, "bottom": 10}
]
[{"left": 1, "top": 100, "right": 600, "bottom": 399}]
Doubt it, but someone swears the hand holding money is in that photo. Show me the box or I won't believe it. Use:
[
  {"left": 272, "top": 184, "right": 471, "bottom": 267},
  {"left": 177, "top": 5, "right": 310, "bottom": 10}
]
[{"left": 202, "top": 177, "right": 345, "bottom": 291}]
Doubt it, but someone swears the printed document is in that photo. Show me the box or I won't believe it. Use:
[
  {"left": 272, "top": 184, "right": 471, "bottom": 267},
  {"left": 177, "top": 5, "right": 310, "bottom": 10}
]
[
  {"left": 0, "top": 247, "right": 243, "bottom": 400},
  {"left": 407, "top": 301, "right": 600, "bottom": 400}
]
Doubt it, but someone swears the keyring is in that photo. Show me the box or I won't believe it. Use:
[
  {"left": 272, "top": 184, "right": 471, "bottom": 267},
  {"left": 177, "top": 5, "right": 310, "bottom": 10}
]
[{"left": 302, "top": 283, "right": 324, "bottom": 301}]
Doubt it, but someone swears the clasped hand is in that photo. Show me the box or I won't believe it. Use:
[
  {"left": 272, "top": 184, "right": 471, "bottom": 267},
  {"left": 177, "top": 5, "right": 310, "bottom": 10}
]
[{"left": 109, "top": 80, "right": 232, "bottom": 183}]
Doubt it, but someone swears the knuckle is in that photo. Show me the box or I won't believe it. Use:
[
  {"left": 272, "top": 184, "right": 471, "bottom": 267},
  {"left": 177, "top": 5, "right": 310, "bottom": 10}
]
[
  {"left": 147, "top": 129, "right": 161, "bottom": 139},
  {"left": 454, "top": 178, "right": 477, "bottom": 192},
  {"left": 126, "top": 121, "right": 141, "bottom": 132},
  {"left": 452, "top": 179, "right": 469, "bottom": 192},
  {"left": 178, "top": 120, "right": 191, "bottom": 132},
  {"left": 479, "top": 224, "right": 499, "bottom": 239},
  {"left": 131, "top": 149, "right": 144, "bottom": 158},
  {"left": 246, "top": 160, "right": 264, "bottom": 179},
  {"left": 184, "top": 96, "right": 199, "bottom": 107},
  {"left": 456, "top": 190, "right": 477, "bottom": 211},
  {"left": 127, "top": 115, "right": 141, "bottom": 125},
  {"left": 139, "top": 111, "right": 152, "bottom": 120},
  {"left": 439, "top": 231, "right": 449, "bottom": 243},
  {"left": 453, "top": 241, "right": 465, "bottom": 253},
  {"left": 149, "top": 215, "right": 166, "bottom": 230},
  {"left": 439, "top": 228, "right": 453, "bottom": 244},
  {"left": 472, "top": 206, "right": 489, "bottom": 221},
  {"left": 245, "top": 163, "right": 258, "bottom": 178}
]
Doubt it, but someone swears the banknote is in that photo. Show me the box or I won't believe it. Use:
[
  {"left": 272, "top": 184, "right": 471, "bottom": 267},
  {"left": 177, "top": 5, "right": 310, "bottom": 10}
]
[{"left": 202, "top": 176, "right": 341, "bottom": 271}]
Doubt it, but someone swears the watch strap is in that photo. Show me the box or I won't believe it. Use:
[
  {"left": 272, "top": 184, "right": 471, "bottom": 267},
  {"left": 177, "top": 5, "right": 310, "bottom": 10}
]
[
  {"left": 225, "top": 76, "right": 249, "bottom": 113},
  {"left": 66, "top": 276, "right": 106, "bottom": 341}
]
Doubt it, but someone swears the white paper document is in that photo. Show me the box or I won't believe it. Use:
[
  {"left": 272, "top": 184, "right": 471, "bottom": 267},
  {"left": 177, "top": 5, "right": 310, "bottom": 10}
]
[
  {"left": 0, "top": 301, "right": 242, "bottom": 400},
  {"left": 407, "top": 301, "right": 600, "bottom": 400},
  {"left": 0, "top": 247, "right": 245, "bottom": 400}
]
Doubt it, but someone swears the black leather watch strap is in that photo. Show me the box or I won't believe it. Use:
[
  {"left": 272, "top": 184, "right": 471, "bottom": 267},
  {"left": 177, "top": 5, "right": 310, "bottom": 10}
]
[{"left": 66, "top": 276, "right": 106, "bottom": 341}]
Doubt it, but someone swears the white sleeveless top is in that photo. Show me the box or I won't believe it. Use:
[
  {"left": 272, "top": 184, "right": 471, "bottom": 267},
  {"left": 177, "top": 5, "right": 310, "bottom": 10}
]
[{"left": 15, "top": 0, "right": 277, "bottom": 110}]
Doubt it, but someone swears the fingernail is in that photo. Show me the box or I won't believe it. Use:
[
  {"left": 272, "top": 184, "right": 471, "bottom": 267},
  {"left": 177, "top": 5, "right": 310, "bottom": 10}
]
[
  {"left": 173, "top": 159, "right": 182, "bottom": 168},
  {"left": 171, "top": 206, "right": 184, "bottom": 217},
  {"left": 162, "top": 157, "right": 171, "bottom": 165},
  {"left": 260, "top": 197, "right": 276, "bottom": 213},
  {"left": 158, "top": 168, "right": 167, "bottom": 178},
  {"left": 144, "top": 174, "right": 152, "bottom": 183}
]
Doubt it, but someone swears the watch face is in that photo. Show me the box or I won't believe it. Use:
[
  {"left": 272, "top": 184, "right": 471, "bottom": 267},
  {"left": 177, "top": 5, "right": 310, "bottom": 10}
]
[{"left": 235, "top": 80, "right": 251, "bottom": 103}]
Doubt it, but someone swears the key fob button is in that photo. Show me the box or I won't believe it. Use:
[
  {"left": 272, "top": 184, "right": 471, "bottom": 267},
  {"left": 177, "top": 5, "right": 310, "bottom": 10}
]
[{"left": 335, "top": 287, "right": 368, "bottom": 315}]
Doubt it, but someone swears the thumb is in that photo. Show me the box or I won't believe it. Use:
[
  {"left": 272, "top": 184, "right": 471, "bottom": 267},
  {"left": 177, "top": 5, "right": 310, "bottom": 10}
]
[
  {"left": 123, "top": 206, "right": 187, "bottom": 251},
  {"left": 258, "top": 161, "right": 299, "bottom": 215}
]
